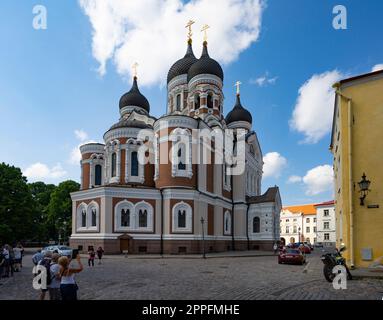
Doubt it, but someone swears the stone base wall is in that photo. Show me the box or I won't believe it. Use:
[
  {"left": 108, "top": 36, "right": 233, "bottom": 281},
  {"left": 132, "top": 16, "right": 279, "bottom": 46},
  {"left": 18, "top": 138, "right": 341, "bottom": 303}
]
[{"left": 70, "top": 238, "right": 275, "bottom": 254}]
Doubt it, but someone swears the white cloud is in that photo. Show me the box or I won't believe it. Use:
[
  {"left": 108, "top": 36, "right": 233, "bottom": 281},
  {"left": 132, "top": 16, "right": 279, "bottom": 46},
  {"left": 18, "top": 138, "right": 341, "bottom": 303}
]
[
  {"left": 250, "top": 72, "right": 278, "bottom": 87},
  {"left": 79, "top": 0, "right": 264, "bottom": 86},
  {"left": 69, "top": 130, "right": 97, "bottom": 165},
  {"left": 74, "top": 129, "right": 88, "bottom": 142},
  {"left": 289, "top": 70, "right": 343, "bottom": 144},
  {"left": 263, "top": 152, "right": 287, "bottom": 178},
  {"left": 24, "top": 163, "right": 67, "bottom": 182},
  {"left": 287, "top": 175, "right": 302, "bottom": 184},
  {"left": 302, "top": 164, "right": 333, "bottom": 196},
  {"left": 372, "top": 64, "right": 383, "bottom": 72}
]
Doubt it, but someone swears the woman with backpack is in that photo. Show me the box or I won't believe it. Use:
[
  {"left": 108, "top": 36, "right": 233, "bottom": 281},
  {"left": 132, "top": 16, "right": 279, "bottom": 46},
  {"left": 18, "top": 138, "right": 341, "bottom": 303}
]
[
  {"left": 96, "top": 246, "right": 104, "bottom": 265},
  {"left": 88, "top": 247, "right": 96, "bottom": 267},
  {"left": 58, "top": 254, "right": 83, "bottom": 300}
]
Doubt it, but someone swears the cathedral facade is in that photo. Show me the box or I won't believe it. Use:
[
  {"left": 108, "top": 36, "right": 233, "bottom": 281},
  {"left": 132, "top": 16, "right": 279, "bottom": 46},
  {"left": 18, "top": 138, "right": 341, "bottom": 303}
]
[{"left": 70, "top": 36, "right": 281, "bottom": 254}]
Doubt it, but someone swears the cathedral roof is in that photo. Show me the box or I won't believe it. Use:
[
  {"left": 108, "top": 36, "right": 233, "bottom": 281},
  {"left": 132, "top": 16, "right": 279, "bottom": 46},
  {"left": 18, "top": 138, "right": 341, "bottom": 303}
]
[
  {"left": 187, "top": 41, "right": 223, "bottom": 82},
  {"left": 247, "top": 187, "right": 279, "bottom": 204},
  {"left": 225, "top": 94, "right": 252, "bottom": 124},
  {"left": 119, "top": 77, "right": 150, "bottom": 113},
  {"left": 167, "top": 40, "right": 198, "bottom": 84}
]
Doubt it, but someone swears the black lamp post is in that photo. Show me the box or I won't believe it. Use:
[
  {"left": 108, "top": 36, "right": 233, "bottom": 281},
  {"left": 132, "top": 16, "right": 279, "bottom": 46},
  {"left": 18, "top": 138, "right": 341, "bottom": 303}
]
[
  {"left": 358, "top": 173, "right": 371, "bottom": 206},
  {"left": 200, "top": 217, "right": 206, "bottom": 259},
  {"left": 298, "top": 227, "right": 301, "bottom": 243}
]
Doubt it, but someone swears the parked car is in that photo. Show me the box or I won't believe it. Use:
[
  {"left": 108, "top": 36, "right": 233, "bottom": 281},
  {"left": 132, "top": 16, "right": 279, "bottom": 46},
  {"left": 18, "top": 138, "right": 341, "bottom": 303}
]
[
  {"left": 314, "top": 242, "right": 324, "bottom": 248},
  {"left": 278, "top": 248, "right": 306, "bottom": 265},
  {"left": 304, "top": 242, "right": 314, "bottom": 251},
  {"left": 298, "top": 244, "right": 311, "bottom": 254},
  {"left": 42, "top": 245, "right": 73, "bottom": 257}
]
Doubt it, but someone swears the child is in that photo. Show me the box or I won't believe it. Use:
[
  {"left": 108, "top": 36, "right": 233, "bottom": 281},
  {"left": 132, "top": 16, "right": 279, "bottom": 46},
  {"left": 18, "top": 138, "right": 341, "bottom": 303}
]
[{"left": 88, "top": 247, "right": 95, "bottom": 267}]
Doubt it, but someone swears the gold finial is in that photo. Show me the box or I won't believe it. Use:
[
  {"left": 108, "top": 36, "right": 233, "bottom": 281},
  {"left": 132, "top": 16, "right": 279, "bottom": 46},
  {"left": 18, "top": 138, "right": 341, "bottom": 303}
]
[
  {"left": 201, "top": 24, "right": 210, "bottom": 42},
  {"left": 185, "top": 20, "right": 195, "bottom": 42},
  {"left": 235, "top": 81, "right": 242, "bottom": 95},
  {"left": 132, "top": 62, "right": 138, "bottom": 78}
]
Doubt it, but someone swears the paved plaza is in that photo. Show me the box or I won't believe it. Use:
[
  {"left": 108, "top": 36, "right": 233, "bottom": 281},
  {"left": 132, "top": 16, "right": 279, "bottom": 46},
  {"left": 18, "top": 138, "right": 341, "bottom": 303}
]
[{"left": 1, "top": 250, "right": 382, "bottom": 300}]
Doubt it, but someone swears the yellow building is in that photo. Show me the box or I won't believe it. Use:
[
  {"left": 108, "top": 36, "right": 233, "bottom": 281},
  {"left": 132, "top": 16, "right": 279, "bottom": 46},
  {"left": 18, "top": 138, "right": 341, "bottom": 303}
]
[{"left": 330, "top": 69, "right": 383, "bottom": 268}]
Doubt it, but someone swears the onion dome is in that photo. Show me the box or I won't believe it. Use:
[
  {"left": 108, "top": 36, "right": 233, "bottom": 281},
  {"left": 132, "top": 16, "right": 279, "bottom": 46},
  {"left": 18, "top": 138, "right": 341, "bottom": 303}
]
[
  {"left": 225, "top": 94, "right": 252, "bottom": 124},
  {"left": 108, "top": 119, "right": 151, "bottom": 131},
  {"left": 187, "top": 41, "right": 223, "bottom": 82},
  {"left": 119, "top": 76, "right": 150, "bottom": 113},
  {"left": 167, "top": 40, "right": 198, "bottom": 84}
]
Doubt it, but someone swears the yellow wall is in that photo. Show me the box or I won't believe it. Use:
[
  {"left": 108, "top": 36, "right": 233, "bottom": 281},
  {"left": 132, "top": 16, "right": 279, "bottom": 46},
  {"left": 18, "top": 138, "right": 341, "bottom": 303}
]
[{"left": 332, "top": 74, "right": 383, "bottom": 268}]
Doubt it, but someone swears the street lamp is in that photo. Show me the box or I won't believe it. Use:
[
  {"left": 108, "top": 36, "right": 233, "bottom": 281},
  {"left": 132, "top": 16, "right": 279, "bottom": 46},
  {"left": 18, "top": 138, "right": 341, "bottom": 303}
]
[
  {"left": 298, "top": 227, "right": 301, "bottom": 243},
  {"left": 358, "top": 173, "right": 371, "bottom": 206},
  {"left": 200, "top": 217, "right": 206, "bottom": 259}
]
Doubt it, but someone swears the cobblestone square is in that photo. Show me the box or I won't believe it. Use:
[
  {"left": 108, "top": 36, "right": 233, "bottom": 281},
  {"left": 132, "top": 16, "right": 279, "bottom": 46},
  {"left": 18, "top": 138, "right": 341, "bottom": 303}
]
[{"left": 1, "top": 250, "right": 382, "bottom": 300}]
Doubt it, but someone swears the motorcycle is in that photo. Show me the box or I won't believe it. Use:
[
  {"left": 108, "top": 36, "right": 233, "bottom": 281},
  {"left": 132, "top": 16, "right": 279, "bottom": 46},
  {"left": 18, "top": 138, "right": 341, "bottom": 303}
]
[{"left": 320, "top": 244, "right": 352, "bottom": 283}]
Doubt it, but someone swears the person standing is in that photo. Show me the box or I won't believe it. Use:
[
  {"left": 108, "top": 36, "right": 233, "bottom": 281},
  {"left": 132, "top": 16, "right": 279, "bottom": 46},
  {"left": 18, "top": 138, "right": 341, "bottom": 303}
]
[
  {"left": 13, "top": 244, "right": 22, "bottom": 272},
  {"left": 49, "top": 253, "right": 62, "bottom": 300},
  {"left": 59, "top": 254, "right": 83, "bottom": 300},
  {"left": 0, "top": 248, "right": 5, "bottom": 278},
  {"left": 88, "top": 247, "right": 95, "bottom": 267},
  {"left": 37, "top": 252, "right": 52, "bottom": 300},
  {"left": 32, "top": 249, "right": 43, "bottom": 266},
  {"left": 96, "top": 246, "right": 104, "bottom": 265},
  {"left": 3, "top": 245, "right": 12, "bottom": 277}
]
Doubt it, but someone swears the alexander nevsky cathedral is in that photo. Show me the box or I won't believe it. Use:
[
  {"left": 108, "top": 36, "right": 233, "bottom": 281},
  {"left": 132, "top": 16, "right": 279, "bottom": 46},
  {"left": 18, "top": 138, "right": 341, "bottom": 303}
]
[{"left": 70, "top": 24, "right": 282, "bottom": 254}]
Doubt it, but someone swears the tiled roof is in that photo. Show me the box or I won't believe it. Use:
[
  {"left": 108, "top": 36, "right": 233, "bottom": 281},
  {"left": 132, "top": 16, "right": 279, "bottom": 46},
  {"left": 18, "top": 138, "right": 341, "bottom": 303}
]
[
  {"left": 282, "top": 204, "right": 316, "bottom": 215},
  {"left": 247, "top": 187, "right": 279, "bottom": 204},
  {"left": 314, "top": 200, "right": 335, "bottom": 207}
]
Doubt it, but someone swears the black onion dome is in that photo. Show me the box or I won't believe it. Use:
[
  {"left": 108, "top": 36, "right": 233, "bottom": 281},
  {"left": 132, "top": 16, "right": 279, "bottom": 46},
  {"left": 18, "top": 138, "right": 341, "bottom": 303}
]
[
  {"left": 225, "top": 94, "right": 252, "bottom": 124},
  {"left": 167, "top": 40, "right": 198, "bottom": 84},
  {"left": 187, "top": 41, "right": 223, "bottom": 82},
  {"left": 119, "top": 77, "right": 150, "bottom": 112}
]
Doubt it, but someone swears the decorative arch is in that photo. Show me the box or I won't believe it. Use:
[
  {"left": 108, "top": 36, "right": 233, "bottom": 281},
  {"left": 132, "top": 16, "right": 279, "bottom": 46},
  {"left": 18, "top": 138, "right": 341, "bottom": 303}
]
[
  {"left": 87, "top": 201, "right": 99, "bottom": 230},
  {"left": 172, "top": 201, "right": 193, "bottom": 233},
  {"left": 170, "top": 128, "right": 193, "bottom": 178},
  {"left": 135, "top": 201, "right": 153, "bottom": 231},
  {"left": 76, "top": 202, "right": 87, "bottom": 230},
  {"left": 114, "top": 200, "right": 135, "bottom": 231}
]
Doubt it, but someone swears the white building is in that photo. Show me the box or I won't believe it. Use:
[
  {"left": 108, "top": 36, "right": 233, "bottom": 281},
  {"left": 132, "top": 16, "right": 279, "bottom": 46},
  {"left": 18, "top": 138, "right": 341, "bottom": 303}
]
[
  {"left": 280, "top": 204, "right": 317, "bottom": 245},
  {"left": 314, "top": 201, "right": 336, "bottom": 247}
]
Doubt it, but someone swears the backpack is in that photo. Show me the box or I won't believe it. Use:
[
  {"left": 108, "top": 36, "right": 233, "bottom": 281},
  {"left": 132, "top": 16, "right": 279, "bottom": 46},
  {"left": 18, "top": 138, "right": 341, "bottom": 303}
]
[{"left": 39, "top": 258, "right": 52, "bottom": 285}]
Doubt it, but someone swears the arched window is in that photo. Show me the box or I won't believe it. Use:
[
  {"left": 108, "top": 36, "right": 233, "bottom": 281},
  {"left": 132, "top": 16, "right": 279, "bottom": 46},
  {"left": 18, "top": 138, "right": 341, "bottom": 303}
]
[
  {"left": 111, "top": 152, "right": 117, "bottom": 177},
  {"left": 121, "top": 209, "right": 130, "bottom": 227},
  {"left": 207, "top": 93, "right": 213, "bottom": 108},
  {"left": 172, "top": 202, "right": 192, "bottom": 232},
  {"left": 81, "top": 209, "right": 86, "bottom": 228},
  {"left": 177, "top": 146, "right": 186, "bottom": 170},
  {"left": 194, "top": 94, "right": 200, "bottom": 109},
  {"left": 139, "top": 209, "right": 147, "bottom": 228},
  {"left": 253, "top": 217, "right": 260, "bottom": 233},
  {"left": 131, "top": 151, "right": 138, "bottom": 176},
  {"left": 176, "top": 94, "right": 181, "bottom": 111},
  {"left": 91, "top": 209, "right": 97, "bottom": 227},
  {"left": 178, "top": 210, "right": 186, "bottom": 228},
  {"left": 95, "top": 164, "right": 102, "bottom": 185}
]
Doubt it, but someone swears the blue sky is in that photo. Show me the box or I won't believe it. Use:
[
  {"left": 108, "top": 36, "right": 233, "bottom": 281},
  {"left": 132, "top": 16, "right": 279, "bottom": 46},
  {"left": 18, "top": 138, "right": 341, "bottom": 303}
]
[{"left": 0, "top": 0, "right": 382, "bottom": 205}]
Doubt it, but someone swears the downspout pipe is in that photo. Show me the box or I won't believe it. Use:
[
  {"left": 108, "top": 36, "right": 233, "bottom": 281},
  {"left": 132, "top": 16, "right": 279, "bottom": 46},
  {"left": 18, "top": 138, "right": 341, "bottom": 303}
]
[
  {"left": 246, "top": 202, "right": 250, "bottom": 250},
  {"left": 335, "top": 87, "right": 354, "bottom": 269},
  {"left": 160, "top": 188, "right": 164, "bottom": 257}
]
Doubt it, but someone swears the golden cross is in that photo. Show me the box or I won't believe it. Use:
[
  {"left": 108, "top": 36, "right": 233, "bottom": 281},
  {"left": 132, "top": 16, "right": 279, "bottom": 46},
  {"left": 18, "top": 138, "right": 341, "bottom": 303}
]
[
  {"left": 235, "top": 81, "right": 242, "bottom": 95},
  {"left": 185, "top": 20, "right": 195, "bottom": 41},
  {"left": 132, "top": 62, "right": 138, "bottom": 78},
  {"left": 201, "top": 24, "right": 210, "bottom": 42}
]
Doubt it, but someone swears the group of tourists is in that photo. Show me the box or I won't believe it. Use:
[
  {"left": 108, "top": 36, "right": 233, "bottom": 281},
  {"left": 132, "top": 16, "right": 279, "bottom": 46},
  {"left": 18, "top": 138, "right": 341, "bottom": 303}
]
[
  {"left": 32, "top": 245, "right": 104, "bottom": 300},
  {"left": 0, "top": 243, "right": 24, "bottom": 278}
]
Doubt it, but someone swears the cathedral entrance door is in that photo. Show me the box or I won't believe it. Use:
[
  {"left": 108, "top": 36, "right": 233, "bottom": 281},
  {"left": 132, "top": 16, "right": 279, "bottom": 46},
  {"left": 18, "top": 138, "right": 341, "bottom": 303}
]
[{"left": 119, "top": 234, "right": 132, "bottom": 253}]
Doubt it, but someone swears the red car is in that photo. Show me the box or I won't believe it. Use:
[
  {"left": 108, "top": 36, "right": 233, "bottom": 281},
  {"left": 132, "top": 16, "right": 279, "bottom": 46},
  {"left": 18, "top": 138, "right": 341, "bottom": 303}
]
[
  {"left": 278, "top": 248, "right": 306, "bottom": 265},
  {"left": 298, "top": 244, "right": 311, "bottom": 254}
]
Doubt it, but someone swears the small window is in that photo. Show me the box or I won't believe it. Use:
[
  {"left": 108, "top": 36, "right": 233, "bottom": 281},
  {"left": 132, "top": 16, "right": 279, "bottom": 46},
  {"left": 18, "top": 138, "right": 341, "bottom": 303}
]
[
  {"left": 111, "top": 153, "right": 117, "bottom": 177},
  {"left": 286, "top": 226, "right": 289, "bottom": 234},
  {"left": 177, "top": 147, "right": 186, "bottom": 170},
  {"left": 314, "top": 218, "right": 317, "bottom": 223},
  {"left": 324, "top": 222, "right": 330, "bottom": 230},
  {"left": 314, "top": 227, "right": 317, "bottom": 232},
  {"left": 139, "top": 209, "right": 148, "bottom": 228},
  {"left": 293, "top": 226, "right": 297, "bottom": 233},
  {"left": 81, "top": 209, "right": 86, "bottom": 227},
  {"left": 194, "top": 94, "right": 200, "bottom": 109},
  {"left": 253, "top": 217, "right": 260, "bottom": 233},
  {"left": 207, "top": 93, "right": 213, "bottom": 108},
  {"left": 176, "top": 94, "right": 181, "bottom": 111},
  {"left": 91, "top": 209, "right": 97, "bottom": 227},
  {"left": 178, "top": 210, "right": 186, "bottom": 228},
  {"left": 95, "top": 165, "right": 102, "bottom": 186},
  {"left": 306, "top": 218, "right": 310, "bottom": 223},
  {"left": 121, "top": 209, "right": 130, "bottom": 227},
  {"left": 324, "top": 233, "right": 330, "bottom": 240},
  {"left": 324, "top": 209, "right": 329, "bottom": 217},
  {"left": 131, "top": 151, "right": 139, "bottom": 177},
  {"left": 306, "top": 227, "right": 310, "bottom": 233}
]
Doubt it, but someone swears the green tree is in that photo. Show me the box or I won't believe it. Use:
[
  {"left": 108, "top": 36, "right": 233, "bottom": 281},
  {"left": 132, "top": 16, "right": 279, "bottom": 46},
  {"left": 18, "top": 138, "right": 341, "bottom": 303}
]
[
  {"left": 47, "top": 180, "right": 80, "bottom": 243},
  {"left": 0, "top": 163, "right": 34, "bottom": 244},
  {"left": 28, "top": 182, "right": 56, "bottom": 241}
]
